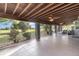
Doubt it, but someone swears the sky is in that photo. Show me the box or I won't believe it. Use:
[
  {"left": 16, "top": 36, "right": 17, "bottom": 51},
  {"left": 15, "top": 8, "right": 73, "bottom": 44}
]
[
  {"left": 29, "top": 22, "right": 35, "bottom": 28},
  {"left": 0, "top": 20, "right": 13, "bottom": 29}
]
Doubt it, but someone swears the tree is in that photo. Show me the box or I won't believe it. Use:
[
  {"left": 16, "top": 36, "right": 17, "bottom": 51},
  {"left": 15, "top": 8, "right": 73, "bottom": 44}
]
[
  {"left": 9, "top": 21, "right": 19, "bottom": 43},
  {"left": 18, "top": 21, "right": 31, "bottom": 40},
  {"left": 18, "top": 21, "right": 28, "bottom": 32},
  {"left": 9, "top": 28, "right": 19, "bottom": 43},
  {"left": 43, "top": 24, "right": 51, "bottom": 35}
]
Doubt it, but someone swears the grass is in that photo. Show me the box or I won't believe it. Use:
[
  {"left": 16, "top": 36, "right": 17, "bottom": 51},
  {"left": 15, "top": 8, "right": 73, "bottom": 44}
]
[
  {"left": 0, "top": 29, "right": 44, "bottom": 44},
  {"left": 0, "top": 35, "right": 9, "bottom": 44},
  {"left": 0, "top": 29, "right": 44, "bottom": 33}
]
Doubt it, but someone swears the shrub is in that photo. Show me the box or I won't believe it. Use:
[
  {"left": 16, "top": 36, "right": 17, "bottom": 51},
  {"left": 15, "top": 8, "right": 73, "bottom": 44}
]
[{"left": 23, "top": 32, "right": 31, "bottom": 40}]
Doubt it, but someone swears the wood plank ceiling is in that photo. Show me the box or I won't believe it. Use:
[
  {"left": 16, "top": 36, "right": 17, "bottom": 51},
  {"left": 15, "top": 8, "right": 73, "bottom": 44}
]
[{"left": 0, "top": 3, "right": 79, "bottom": 25}]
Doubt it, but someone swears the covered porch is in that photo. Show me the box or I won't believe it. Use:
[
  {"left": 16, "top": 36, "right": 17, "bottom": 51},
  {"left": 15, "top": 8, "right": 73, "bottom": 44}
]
[{"left": 0, "top": 3, "right": 79, "bottom": 56}]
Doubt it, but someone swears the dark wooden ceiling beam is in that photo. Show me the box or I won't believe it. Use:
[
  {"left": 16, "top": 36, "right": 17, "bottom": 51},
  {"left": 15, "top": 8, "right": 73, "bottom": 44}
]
[
  {"left": 53, "top": 4, "right": 79, "bottom": 15},
  {"left": 4, "top": 3, "right": 7, "bottom": 13},
  {"left": 27, "top": 3, "right": 64, "bottom": 19},
  {"left": 43, "top": 5, "right": 79, "bottom": 18},
  {"left": 12, "top": 3, "right": 20, "bottom": 15},
  {"left": 45, "top": 5, "right": 79, "bottom": 17},
  {"left": 18, "top": 3, "right": 32, "bottom": 17},
  {"left": 43, "top": 4, "right": 79, "bottom": 17},
  {"left": 24, "top": 3, "right": 54, "bottom": 18},
  {"left": 35, "top": 4, "right": 72, "bottom": 18},
  {"left": 57, "top": 6, "right": 79, "bottom": 15},
  {"left": 0, "top": 13, "right": 21, "bottom": 20},
  {"left": 23, "top": 3, "right": 43, "bottom": 18}
]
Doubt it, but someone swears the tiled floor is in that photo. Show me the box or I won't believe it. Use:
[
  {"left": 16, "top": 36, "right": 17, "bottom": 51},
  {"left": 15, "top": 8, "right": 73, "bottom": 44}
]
[{"left": 10, "top": 33, "right": 79, "bottom": 56}]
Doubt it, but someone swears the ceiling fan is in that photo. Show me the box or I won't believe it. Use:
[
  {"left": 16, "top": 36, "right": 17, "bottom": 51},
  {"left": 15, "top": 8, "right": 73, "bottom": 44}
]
[{"left": 48, "top": 16, "right": 60, "bottom": 22}]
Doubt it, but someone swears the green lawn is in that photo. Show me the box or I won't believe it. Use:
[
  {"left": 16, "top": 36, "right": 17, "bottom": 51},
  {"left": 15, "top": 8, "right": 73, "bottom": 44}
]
[
  {"left": 0, "top": 35, "right": 9, "bottom": 44},
  {"left": 0, "top": 29, "right": 44, "bottom": 34}
]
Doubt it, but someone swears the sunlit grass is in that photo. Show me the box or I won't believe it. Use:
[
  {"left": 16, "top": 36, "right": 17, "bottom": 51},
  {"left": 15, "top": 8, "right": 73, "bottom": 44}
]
[
  {"left": 0, "top": 30, "right": 10, "bottom": 33},
  {"left": 0, "top": 35, "right": 9, "bottom": 44},
  {"left": 0, "top": 29, "right": 44, "bottom": 33}
]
